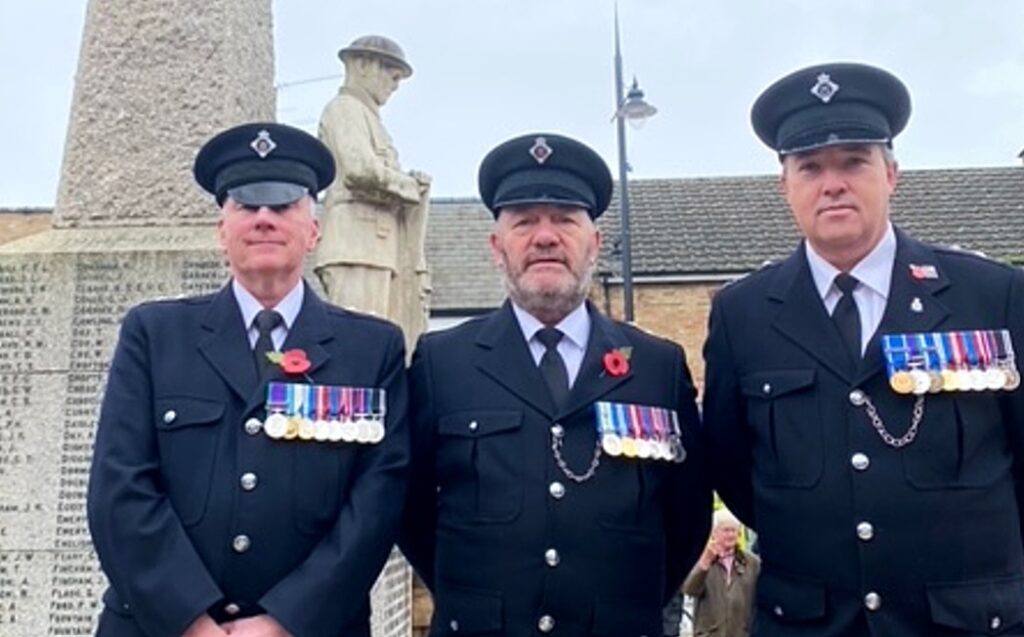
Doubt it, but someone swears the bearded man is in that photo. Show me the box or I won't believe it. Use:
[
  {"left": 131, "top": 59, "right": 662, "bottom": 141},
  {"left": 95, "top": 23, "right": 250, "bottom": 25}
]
[{"left": 398, "top": 132, "right": 710, "bottom": 637}]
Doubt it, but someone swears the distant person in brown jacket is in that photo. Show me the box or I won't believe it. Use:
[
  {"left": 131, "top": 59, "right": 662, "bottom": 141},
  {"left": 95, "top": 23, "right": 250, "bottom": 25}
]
[{"left": 683, "top": 510, "right": 760, "bottom": 637}]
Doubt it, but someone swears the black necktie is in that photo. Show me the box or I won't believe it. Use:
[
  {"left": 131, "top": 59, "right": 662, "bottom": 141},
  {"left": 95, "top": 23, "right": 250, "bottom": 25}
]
[
  {"left": 253, "top": 309, "right": 283, "bottom": 378},
  {"left": 832, "top": 273, "right": 862, "bottom": 365},
  {"left": 537, "top": 327, "right": 570, "bottom": 409}
]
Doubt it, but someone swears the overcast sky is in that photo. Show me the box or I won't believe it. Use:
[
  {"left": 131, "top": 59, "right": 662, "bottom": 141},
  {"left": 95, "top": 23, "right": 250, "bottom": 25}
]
[{"left": 2, "top": 0, "right": 1023, "bottom": 207}]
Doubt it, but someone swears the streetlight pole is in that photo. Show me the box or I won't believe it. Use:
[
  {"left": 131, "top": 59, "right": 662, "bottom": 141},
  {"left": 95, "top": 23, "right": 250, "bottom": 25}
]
[{"left": 612, "top": 5, "right": 656, "bottom": 323}]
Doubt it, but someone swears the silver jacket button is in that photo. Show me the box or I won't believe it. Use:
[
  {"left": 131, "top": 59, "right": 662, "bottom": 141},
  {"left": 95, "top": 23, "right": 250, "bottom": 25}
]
[
  {"left": 850, "top": 452, "right": 870, "bottom": 471},
  {"left": 538, "top": 615, "right": 555, "bottom": 633},
  {"left": 548, "top": 482, "right": 565, "bottom": 499},
  {"left": 849, "top": 390, "right": 866, "bottom": 406},
  {"left": 544, "top": 548, "right": 560, "bottom": 567},
  {"left": 244, "top": 418, "right": 263, "bottom": 435},
  {"left": 864, "top": 591, "right": 881, "bottom": 611},
  {"left": 856, "top": 521, "right": 874, "bottom": 541},
  {"left": 232, "top": 534, "right": 251, "bottom": 553},
  {"left": 162, "top": 409, "right": 177, "bottom": 424},
  {"left": 240, "top": 472, "right": 258, "bottom": 491}
]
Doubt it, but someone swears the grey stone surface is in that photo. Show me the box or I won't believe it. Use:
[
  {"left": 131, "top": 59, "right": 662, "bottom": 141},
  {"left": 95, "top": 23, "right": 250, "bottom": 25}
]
[
  {"left": 0, "top": 235, "right": 226, "bottom": 635},
  {"left": 0, "top": 0, "right": 411, "bottom": 634},
  {"left": 53, "top": 0, "right": 275, "bottom": 228}
]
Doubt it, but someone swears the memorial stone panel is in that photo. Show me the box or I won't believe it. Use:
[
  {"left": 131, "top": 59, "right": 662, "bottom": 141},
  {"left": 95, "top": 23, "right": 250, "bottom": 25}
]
[{"left": 0, "top": 239, "right": 226, "bottom": 636}]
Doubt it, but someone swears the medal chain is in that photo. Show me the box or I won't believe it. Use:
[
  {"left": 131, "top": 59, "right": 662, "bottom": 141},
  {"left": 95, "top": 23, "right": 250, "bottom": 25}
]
[
  {"left": 551, "top": 431, "right": 602, "bottom": 483},
  {"left": 860, "top": 394, "right": 925, "bottom": 448}
]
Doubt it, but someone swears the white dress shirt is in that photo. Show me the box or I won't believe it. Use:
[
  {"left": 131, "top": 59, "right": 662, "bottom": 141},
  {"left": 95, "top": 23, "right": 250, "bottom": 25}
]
[
  {"left": 512, "top": 302, "right": 591, "bottom": 388},
  {"left": 232, "top": 279, "right": 304, "bottom": 351},
  {"left": 805, "top": 223, "right": 896, "bottom": 355}
]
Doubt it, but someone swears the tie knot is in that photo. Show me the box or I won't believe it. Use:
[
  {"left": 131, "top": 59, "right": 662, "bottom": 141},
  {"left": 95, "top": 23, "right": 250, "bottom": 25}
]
[
  {"left": 254, "top": 309, "right": 283, "bottom": 333},
  {"left": 536, "top": 327, "right": 563, "bottom": 351},
  {"left": 834, "top": 273, "right": 859, "bottom": 295}
]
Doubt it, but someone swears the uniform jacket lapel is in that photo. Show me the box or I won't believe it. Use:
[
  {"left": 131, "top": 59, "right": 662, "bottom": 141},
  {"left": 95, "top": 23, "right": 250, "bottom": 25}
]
[
  {"left": 199, "top": 284, "right": 259, "bottom": 403},
  {"left": 560, "top": 303, "right": 633, "bottom": 417},
  {"left": 474, "top": 301, "right": 559, "bottom": 417},
  {"left": 769, "top": 244, "right": 855, "bottom": 382},
  {"left": 856, "top": 228, "right": 951, "bottom": 385}
]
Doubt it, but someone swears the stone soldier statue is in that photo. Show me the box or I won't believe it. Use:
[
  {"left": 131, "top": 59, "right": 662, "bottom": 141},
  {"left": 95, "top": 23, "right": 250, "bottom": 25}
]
[{"left": 315, "top": 35, "right": 432, "bottom": 350}]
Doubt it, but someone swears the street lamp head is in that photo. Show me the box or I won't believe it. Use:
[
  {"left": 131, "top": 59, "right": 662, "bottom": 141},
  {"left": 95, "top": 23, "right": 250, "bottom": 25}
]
[{"left": 617, "top": 77, "right": 658, "bottom": 128}]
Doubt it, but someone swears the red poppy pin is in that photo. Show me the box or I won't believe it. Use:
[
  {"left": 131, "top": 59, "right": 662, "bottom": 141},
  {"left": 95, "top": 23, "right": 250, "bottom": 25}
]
[
  {"left": 602, "top": 347, "right": 632, "bottom": 377},
  {"left": 266, "top": 348, "right": 312, "bottom": 376}
]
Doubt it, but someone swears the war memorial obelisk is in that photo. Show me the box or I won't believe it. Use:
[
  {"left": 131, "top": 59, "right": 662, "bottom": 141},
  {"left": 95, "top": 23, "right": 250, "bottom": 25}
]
[{"left": 0, "top": 1, "right": 410, "bottom": 634}]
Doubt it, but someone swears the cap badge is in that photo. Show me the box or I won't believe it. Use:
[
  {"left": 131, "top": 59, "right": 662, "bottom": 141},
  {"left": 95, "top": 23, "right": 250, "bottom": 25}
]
[
  {"left": 529, "top": 137, "right": 553, "bottom": 164},
  {"left": 250, "top": 130, "right": 277, "bottom": 159},
  {"left": 810, "top": 73, "right": 840, "bottom": 103}
]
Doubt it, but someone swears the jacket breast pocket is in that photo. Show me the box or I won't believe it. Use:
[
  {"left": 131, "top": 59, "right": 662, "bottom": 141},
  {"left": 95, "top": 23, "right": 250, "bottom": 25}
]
[
  {"left": 155, "top": 396, "right": 225, "bottom": 526},
  {"left": 436, "top": 410, "right": 523, "bottom": 523},
  {"left": 739, "top": 370, "right": 822, "bottom": 488}
]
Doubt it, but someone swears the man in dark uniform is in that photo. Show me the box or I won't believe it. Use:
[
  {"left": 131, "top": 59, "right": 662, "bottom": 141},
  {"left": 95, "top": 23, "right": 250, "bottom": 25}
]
[
  {"left": 87, "top": 122, "right": 409, "bottom": 637},
  {"left": 703, "top": 62, "right": 1024, "bottom": 636},
  {"left": 399, "top": 132, "right": 711, "bottom": 637}
]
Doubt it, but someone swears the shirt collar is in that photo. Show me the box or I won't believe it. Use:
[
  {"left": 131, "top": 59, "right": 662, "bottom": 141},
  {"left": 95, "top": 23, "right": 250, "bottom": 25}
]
[
  {"left": 232, "top": 279, "right": 305, "bottom": 331},
  {"left": 805, "top": 222, "right": 896, "bottom": 301},
  {"left": 511, "top": 301, "right": 591, "bottom": 350}
]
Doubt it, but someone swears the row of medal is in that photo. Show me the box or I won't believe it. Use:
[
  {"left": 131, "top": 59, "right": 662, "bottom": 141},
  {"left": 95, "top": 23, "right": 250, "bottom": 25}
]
[
  {"left": 263, "top": 382, "right": 387, "bottom": 443},
  {"left": 595, "top": 401, "right": 686, "bottom": 462},
  {"left": 882, "top": 329, "right": 1020, "bottom": 395}
]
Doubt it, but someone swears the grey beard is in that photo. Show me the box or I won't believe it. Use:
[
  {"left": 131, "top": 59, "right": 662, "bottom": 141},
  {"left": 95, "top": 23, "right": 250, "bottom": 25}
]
[{"left": 501, "top": 259, "right": 596, "bottom": 325}]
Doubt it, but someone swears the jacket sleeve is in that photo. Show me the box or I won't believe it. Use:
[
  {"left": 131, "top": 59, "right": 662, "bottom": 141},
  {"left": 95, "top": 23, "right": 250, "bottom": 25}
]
[
  {"left": 87, "top": 307, "right": 223, "bottom": 637},
  {"left": 259, "top": 325, "right": 411, "bottom": 637},
  {"left": 1001, "top": 268, "right": 1024, "bottom": 548},
  {"left": 396, "top": 334, "right": 439, "bottom": 590},
  {"left": 681, "top": 561, "right": 710, "bottom": 597},
  {"left": 662, "top": 343, "right": 713, "bottom": 603},
  {"left": 702, "top": 296, "right": 757, "bottom": 527}
]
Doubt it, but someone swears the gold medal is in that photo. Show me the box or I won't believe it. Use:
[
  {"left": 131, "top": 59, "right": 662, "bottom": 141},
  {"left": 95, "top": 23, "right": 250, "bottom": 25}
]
[
  {"left": 1004, "top": 367, "right": 1021, "bottom": 391},
  {"left": 620, "top": 437, "right": 638, "bottom": 458},
  {"left": 940, "top": 369, "right": 959, "bottom": 391},
  {"left": 284, "top": 416, "right": 300, "bottom": 440},
  {"left": 890, "top": 371, "right": 915, "bottom": 394}
]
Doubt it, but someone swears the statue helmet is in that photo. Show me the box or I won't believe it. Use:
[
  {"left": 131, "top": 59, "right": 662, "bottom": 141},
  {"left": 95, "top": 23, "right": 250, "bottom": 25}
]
[{"left": 338, "top": 35, "right": 413, "bottom": 78}]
